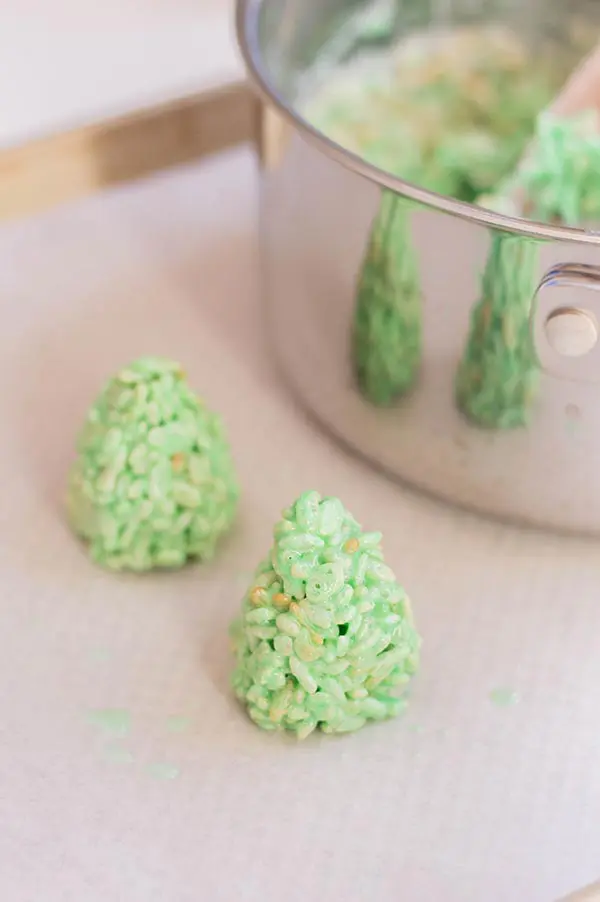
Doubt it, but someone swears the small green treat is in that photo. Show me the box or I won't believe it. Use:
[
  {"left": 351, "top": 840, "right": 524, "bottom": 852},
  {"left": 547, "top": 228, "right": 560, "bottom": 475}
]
[
  {"left": 489, "top": 687, "right": 519, "bottom": 708},
  {"left": 353, "top": 190, "right": 422, "bottom": 406},
  {"left": 87, "top": 707, "right": 131, "bottom": 737},
  {"left": 67, "top": 357, "right": 239, "bottom": 571},
  {"left": 519, "top": 111, "right": 600, "bottom": 225},
  {"left": 482, "top": 111, "right": 600, "bottom": 225},
  {"left": 230, "top": 491, "right": 421, "bottom": 738}
]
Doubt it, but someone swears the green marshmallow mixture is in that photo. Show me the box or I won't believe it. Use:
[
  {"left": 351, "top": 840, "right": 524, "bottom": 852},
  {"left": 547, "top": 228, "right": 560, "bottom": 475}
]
[
  {"left": 230, "top": 491, "right": 421, "bottom": 738},
  {"left": 67, "top": 357, "right": 239, "bottom": 571},
  {"left": 303, "top": 27, "right": 565, "bottom": 204},
  {"left": 306, "top": 25, "right": 600, "bottom": 225},
  {"left": 484, "top": 110, "right": 600, "bottom": 225},
  {"left": 306, "top": 25, "right": 600, "bottom": 221}
]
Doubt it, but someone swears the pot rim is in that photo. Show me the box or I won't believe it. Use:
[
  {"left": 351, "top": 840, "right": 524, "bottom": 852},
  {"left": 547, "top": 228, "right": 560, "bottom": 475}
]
[{"left": 237, "top": 0, "right": 600, "bottom": 246}]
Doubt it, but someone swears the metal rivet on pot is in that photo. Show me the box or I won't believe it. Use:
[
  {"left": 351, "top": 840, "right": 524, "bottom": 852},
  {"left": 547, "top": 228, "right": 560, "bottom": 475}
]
[{"left": 544, "top": 307, "right": 598, "bottom": 358}]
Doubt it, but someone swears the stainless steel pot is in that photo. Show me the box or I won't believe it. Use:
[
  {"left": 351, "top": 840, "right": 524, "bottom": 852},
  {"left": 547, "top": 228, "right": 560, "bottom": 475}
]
[{"left": 237, "top": 0, "right": 600, "bottom": 534}]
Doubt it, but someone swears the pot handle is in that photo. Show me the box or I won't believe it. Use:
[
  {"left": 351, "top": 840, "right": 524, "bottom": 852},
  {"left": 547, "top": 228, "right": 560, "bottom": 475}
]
[{"left": 532, "top": 262, "right": 600, "bottom": 382}]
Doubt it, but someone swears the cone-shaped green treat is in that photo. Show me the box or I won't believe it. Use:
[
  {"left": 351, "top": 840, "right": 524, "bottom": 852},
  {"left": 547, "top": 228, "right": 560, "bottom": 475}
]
[
  {"left": 353, "top": 190, "right": 422, "bottom": 406},
  {"left": 479, "top": 111, "right": 600, "bottom": 225},
  {"left": 231, "top": 491, "right": 420, "bottom": 738},
  {"left": 67, "top": 357, "right": 239, "bottom": 571},
  {"left": 455, "top": 233, "right": 539, "bottom": 430},
  {"left": 520, "top": 112, "right": 600, "bottom": 224}
]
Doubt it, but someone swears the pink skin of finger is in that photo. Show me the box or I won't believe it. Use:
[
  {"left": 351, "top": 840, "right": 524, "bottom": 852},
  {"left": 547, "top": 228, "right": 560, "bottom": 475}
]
[{"left": 551, "top": 42, "right": 600, "bottom": 119}]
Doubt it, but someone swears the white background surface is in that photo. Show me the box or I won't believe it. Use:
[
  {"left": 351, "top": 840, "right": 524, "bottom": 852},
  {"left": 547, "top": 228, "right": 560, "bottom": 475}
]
[
  {"left": 0, "top": 0, "right": 240, "bottom": 147},
  {"left": 1, "top": 147, "right": 600, "bottom": 902}
]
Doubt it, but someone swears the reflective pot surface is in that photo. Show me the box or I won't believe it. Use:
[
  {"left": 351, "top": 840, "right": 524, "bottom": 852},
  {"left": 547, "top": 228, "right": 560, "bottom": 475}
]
[{"left": 239, "top": 0, "right": 600, "bottom": 533}]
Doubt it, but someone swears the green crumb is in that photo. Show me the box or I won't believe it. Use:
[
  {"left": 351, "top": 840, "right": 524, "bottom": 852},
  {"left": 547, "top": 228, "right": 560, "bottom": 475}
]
[
  {"left": 455, "top": 233, "right": 539, "bottom": 429},
  {"left": 67, "top": 356, "right": 239, "bottom": 571},
  {"left": 147, "top": 763, "right": 180, "bottom": 781},
  {"left": 230, "top": 490, "right": 421, "bottom": 739},
  {"left": 353, "top": 191, "right": 422, "bottom": 406},
  {"left": 489, "top": 687, "right": 519, "bottom": 708},
  {"left": 87, "top": 708, "right": 132, "bottom": 737}
]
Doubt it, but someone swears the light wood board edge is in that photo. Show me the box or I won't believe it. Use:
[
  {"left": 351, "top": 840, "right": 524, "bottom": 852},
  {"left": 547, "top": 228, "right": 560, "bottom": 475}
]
[
  {"left": 257, "top": 103, "right": 292, "bottom": 172},
  {"left": 0, "top": 80, "right": 259, "bottom": 219}
]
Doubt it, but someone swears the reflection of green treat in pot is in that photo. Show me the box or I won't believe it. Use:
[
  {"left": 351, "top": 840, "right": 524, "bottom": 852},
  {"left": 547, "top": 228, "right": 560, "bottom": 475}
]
[
  {"left": 230, "top": 490, "right": 421, "bottom": 739},
  {"left": 67, "top": 357, "right": 239, "bottom": 571},
  {"left": 455, "top": 234, "right": 539, "bottom": 429},
  {"left": 353, "top": 191, "right": 422, "bottom": 406}
]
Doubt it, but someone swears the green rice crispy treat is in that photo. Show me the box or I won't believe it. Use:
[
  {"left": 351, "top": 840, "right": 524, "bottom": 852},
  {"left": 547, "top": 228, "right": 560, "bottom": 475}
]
[
  {"left": 231, "top": 491, "right": 421, "bottom": 738},
  {"left": 514, "top": 111, "right": 600, "bottom": 225},
  {"left": 480, "top": 111, "right": 600, "bottom": 224},
  {"left": 67, "top": 357, "right": 239, "bottom": 571}
]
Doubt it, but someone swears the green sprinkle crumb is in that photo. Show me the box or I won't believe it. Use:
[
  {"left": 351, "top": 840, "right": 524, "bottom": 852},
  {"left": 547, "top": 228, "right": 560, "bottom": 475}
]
[
  {"left": 87, "top": 708, "right": 131, "bottom": 737},
  {"left": 67, "top": 356, "right": 239, "bottom": 572},
  {"left": 147, "top": 763, "right": 180, "bottom": 781},
  {"left": 489, "top": 687, "right": 519, "bottom": 708},
  {"left": 230, "top": 490, "right": 421, "bottom": 738}
]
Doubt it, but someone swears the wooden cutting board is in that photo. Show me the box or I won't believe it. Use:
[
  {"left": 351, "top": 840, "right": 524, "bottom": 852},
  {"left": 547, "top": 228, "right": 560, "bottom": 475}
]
[
  {"left": 0, "top": 0, "right": 258, "bottom": 219},
  {"left": 0, "top": 82, "right": 257, "bottom": 219}
]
